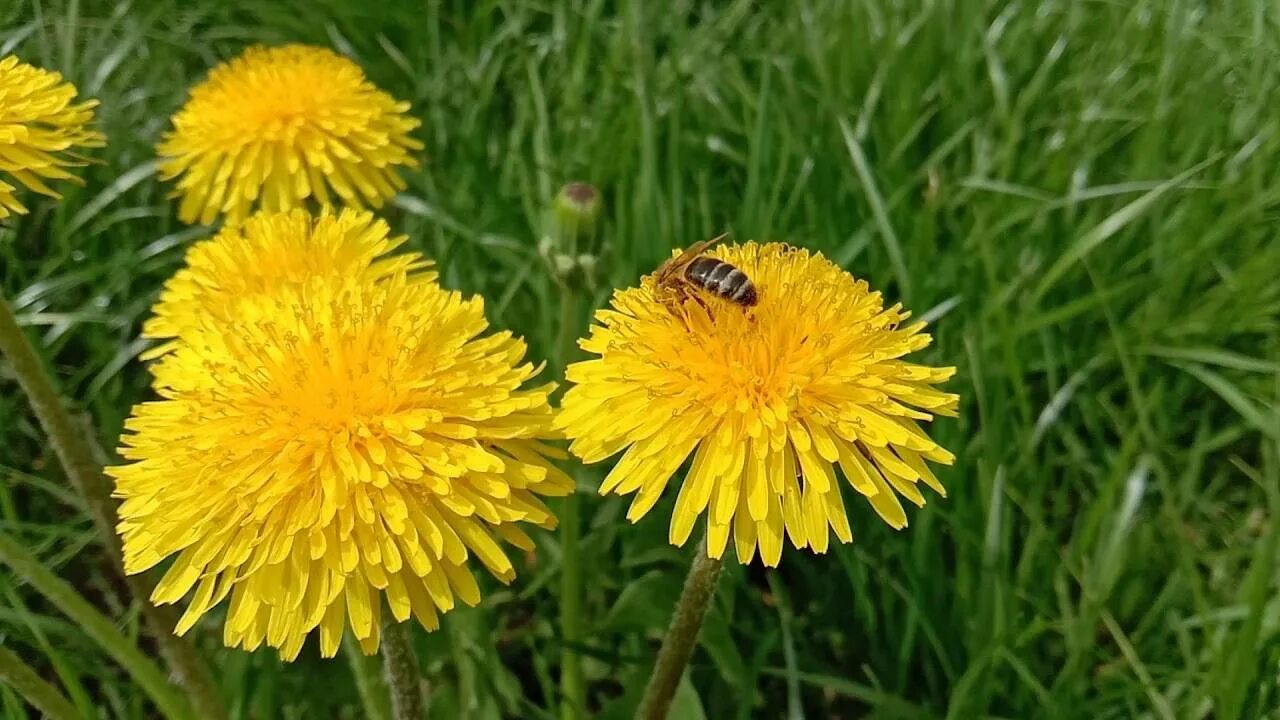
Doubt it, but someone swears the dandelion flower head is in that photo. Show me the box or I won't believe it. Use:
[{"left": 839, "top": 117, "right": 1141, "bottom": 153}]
[
  {"left": 157, "top": 44, "right": 423, "bottom": 225},
  {"left": 110, "top": 211, "right": 570, "bottom": 659},
  {"left": 556, "top": 242, "right": 958, "bottom": 567},
  {"left": 0, "top": 55, "right": 104, "bottom": 218},
  {"left": 140, "top": 208, "right": 433, "bottom": 359}
]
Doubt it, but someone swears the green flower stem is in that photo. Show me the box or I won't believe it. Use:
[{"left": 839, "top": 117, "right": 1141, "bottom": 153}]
[
  {"left": 555, "top": 289, "right": 585, "bottom": 720},
  {"left": 0, "top": 643, "right": 80, "bottom": 720},
  {"left": 0, "top": 529, "right": 190, "bottom": 719},
  {"left": 346, "top": 638, "right": 391, "bottom": 720},
  {"left": 548, "top": 180, "right": 597, "bottom": 720},
  {"left": 381, "top": 621, "right": 425, "bottom": 720},
  {"left": 636, "top": 536, "right": 725, "bottom": 720},
  {"left": 559, "top": 492, "right": 583, "bottom": 719},
  {"left": 0, "top": 295, "right": 225, "bottom": 720}
]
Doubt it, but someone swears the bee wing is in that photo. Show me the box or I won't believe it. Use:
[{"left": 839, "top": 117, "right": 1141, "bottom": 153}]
[
  {"left": 695, "top": 232, "right": 729, "bottom": 254},
  {"left": 664, "top": 234, "right": 729, "bottom": 273}
]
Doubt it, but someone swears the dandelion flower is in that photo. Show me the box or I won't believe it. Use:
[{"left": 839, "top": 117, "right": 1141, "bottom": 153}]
[
  {"left": 158, "top": 44, "right": 423, "bottom": 226},
  {"left": 556, "top": 242, "right": 958, "bottom": 567},
  {"left": 140, "top": 208, "right": 433, "bottom": 359},
  {"left": 109, "top": 216, "right": 570, "bottom": 660},
  {"left": 0, "top": 55, "right": 104, "bottom": 218}
]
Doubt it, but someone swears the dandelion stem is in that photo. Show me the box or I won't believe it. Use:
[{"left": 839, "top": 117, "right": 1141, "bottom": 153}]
[
  {"left": 547, "top": 180, "right": 597, "bottom": 720},
  {"left": 556, "top": 288, "right": 585, "bottom": 720},
  {"left": 0, "top": 295, "right": 226, "bottom": 720},
  {"left": 636, "top": 536, "right": 724, "bottom": 720},
  {"left": 346, "top": 639, "right": 391, "bottom": 720},
  {"left": 381, "top": 621, "right": 425, "bottom": 720}
]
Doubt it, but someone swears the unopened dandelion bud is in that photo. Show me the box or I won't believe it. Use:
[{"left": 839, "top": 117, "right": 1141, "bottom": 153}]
[{"left": 552, "top": 181, "right": 600, "bottom": 244}]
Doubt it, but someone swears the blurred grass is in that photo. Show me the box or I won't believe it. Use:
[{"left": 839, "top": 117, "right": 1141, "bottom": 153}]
[{"left": 2, "top": 0, "right": 1279, "bottom": 717}]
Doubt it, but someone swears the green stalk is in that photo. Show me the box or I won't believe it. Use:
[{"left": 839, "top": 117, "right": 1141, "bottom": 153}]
[
  {"left": 0, "top": 644, "right": 80, "bottom": 720},
  {"left": 635, "top": 536, "right": 724, "bottom": 720},
  {"left": 0, "top": 530, "right": 190, "bottom": 719},
  {"left": 0, "top": 295, "right": 225, "bottom": 719},
  {"left": 380, "top": 621, "right": 424, "bottom": 720},
  {"left": 346, "top": 638, "right": 391, "bottom": 720},
  {"left": 556, "top": 289, "right": 585, "bottom": 720},
  {"left": 546, "top": 181, "right": 597, "bottom": 720}
]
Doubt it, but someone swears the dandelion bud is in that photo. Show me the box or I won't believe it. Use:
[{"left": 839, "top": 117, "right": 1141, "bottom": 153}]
[
  {"left": 552, "top": 182, "right": 600, "bottom": 245},
  {"left": 544, "top": 182, "right": 603, "bottom": 290}
]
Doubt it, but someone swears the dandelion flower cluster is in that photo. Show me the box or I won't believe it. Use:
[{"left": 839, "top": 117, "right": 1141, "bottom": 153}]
[
  {"left": 0, "top": 55, "right": 104, "bottom": 218},
  {"left": 157, "top": 45, "right": 422, "bottom": 225},
  {"left": 109, "top": 210, "right": 570, "bottom": 659},
  {"left": 556, "top": 242, "right": 958, "bottom": 567}
]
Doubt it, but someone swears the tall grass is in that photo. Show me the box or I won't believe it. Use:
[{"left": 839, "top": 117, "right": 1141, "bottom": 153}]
[{"left": 2, "top": 0, "right": 1278, "bottom": 717}]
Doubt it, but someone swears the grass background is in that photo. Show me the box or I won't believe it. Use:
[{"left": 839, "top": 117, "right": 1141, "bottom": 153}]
[{"left": 2, "top": 0, "right": 1279, "bottom": 717}]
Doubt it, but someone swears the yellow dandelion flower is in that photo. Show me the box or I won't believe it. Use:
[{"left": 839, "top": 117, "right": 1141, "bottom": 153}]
[
  {"left": 157, "top": 44, "right": 423, "bottom": 226},
  {"left": 140, "top": 208, "right": 434, "bottom": 360},
  {"left": 556, "top": 242, "right": 959, "bottom": 567},
  {"left": 0, "top": 55, "right": 105, "bottom": 218},
  {"left": 109, "top": 219, "right": 570, "bottom": 660}
]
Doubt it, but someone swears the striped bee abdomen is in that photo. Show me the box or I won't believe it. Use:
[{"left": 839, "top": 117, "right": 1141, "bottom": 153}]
[{"left": 685, "top": 256, "right": 758, "bottom": 306}]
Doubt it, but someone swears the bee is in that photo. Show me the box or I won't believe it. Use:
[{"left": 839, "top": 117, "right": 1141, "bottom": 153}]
[{"left": 653, "top": 235, "right": 758, "bottom": 308}]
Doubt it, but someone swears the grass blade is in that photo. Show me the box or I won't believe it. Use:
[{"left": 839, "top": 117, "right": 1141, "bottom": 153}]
[
  {"left": 1101, "top": 610, "right": 1175, "bottom": 720},
  {"left": 838, "top": 117, "right": 910, "bottom": 299},
  {"left": 1142, "top": 345, "right": 1280, "bottom": 374},
  {"left": 1211, "top": 435, "right": 1280, "bottom": 718},
  {"left": 1172, "top": 362, "right": 1279, "bottom": 440},
  {"left": 1033, "top": 157, "right": 1216, "bottom": 302},
  {"left": 0, "top": 644, "right": 80, "bottom": 720},
  {"left": 0, "top": 531, "right": 192, "bottom": 720}
]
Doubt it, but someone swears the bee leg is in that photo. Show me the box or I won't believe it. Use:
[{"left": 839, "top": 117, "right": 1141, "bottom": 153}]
[
  {"left": 656, "top": 287, "right": 684, "bottom": 316},
  {"left": 691, "top": 292, "right": 710, "bottom": 314},
  {"left": 682, "top": 290, "right": 717, "bottom": 325}
]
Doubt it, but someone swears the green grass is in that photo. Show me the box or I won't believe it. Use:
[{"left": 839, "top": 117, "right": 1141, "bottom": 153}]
[{"left": 3, "top": 0, "right": 1280, "bottom": 717}]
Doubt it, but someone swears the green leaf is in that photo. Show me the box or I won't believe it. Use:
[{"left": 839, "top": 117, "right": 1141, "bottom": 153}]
[
  {"left": 670, "top": 673, "right": 709, "bottom": 720},
  {"left": 600, "top": 570, "right": 681, "bottom": 633},
  {"left": 698, "top": 605, "right": 745, "bottom": 689}
]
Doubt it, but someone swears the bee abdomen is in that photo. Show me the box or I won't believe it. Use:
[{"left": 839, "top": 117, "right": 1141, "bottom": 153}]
[{"left": 685, "top": 256, "right": 758, "bottom": 306}]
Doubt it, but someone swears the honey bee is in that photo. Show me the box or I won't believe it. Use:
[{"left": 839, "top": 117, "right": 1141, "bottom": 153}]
[{"left": 653, "top": 235, "right": 758, "bottom": 308}]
